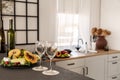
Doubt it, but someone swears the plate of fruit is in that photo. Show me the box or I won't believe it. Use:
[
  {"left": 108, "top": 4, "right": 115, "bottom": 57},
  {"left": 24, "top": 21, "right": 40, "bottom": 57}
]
[
  {"left": 55, "top": 49, "right": 71, "bottom": 58},
  {"left": 0, "top": 49, "right": 40, "bottom": 68}
]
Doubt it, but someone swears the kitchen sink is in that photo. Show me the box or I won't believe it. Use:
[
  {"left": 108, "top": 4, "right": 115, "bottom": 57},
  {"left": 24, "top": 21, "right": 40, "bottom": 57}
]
[{"left": 77, "top": 50, "right": 97, "bottom": 54}]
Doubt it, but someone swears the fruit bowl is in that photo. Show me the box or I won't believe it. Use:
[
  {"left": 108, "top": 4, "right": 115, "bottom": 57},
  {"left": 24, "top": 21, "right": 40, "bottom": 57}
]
[
  {"left": 0, "top": 49, "right": 40, "bottom": 68},
  {"left": 55, "top": 50, "right": 71, "bottom": 58},
  {"left": 1, "top": 57, "right": 28, "bottom": 68},
  {"left": 0, "top": 58, "right": 38, "bottom": 69}
]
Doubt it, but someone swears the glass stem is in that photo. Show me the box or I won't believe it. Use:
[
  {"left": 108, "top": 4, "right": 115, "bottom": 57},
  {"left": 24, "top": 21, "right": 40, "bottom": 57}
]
[
  {"left": 50, "top": 58, "right": 52, "bottom": 70},
  {"left": 39, "top": 57, "right": 42, "bottom": 67}
]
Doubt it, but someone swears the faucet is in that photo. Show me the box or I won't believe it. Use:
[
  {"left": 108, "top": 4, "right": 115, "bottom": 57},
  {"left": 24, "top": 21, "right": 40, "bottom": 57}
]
[{"left": 75, "top": 38, "right": 83, "bottom": 51}]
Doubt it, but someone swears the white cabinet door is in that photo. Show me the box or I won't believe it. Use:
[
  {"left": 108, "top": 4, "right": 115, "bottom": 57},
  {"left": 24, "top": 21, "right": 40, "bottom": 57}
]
[
  {"left": 85, "top": 55, "right": 106, "bottom": 80},
  {"left": 108, "top": 61, "right": 119, "bottom": 76},
  {"left": 107, "top": 53, "right": 120, "bottom": 80}
]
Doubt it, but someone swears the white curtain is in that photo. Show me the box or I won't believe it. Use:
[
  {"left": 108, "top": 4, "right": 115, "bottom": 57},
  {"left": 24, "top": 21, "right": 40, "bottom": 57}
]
[{"left": 56, "top": 0, "right": 91, "bottom": 50}]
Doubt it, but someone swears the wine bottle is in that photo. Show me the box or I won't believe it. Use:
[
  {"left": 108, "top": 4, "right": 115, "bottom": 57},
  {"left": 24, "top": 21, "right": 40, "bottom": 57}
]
[
  {"left": 7, "top": 18, "right": 15, "bottom": 52},
  {"left": 0, "top": 16, "right": 6, "bottom": 53}
]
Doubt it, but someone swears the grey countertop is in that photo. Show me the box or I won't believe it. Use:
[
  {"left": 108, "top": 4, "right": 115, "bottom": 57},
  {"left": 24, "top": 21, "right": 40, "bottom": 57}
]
[{"left": 0, "top": 53, "right": 94, "bottom": 80}]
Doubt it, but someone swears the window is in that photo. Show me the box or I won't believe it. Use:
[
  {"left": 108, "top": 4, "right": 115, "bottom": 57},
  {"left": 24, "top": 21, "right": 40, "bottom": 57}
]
[
  {"left": 57, "top": 13, "right": 79, "bottom": 47},
  {"left": 56, "top": 0, "right": 90, "bottom": 49},
  {"left": 2, "top": 0, "right": 39, "bottom": 45}
]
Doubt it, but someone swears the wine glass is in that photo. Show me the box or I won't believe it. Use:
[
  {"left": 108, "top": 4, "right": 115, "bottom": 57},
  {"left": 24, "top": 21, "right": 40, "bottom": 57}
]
[
  {"left": 42, "top": 42, "right": 59, "bottom": 75},
  {"left": 32, "top": 41, "right": 48, "bottom": 71}
]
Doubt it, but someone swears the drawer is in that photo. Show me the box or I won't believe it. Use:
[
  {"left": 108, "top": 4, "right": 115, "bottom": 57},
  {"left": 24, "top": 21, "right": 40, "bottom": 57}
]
[
  {"left": 56, "top": 59, "right": 84, "bottom": 69},
  {"left": 108, "top": 61, "right": 119, "bottom": 76},
  {"left": 108, "top": 53, "right": 120, "bottom": 61},
  {"left": 108, "top": 75, "right": 120, "bottom": 80}
]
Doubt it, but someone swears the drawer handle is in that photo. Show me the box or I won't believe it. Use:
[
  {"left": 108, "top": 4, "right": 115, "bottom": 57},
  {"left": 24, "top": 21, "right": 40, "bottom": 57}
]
[
  {"left": 112, "top": 76, "right": 117, "bottom": 79},
  {"left": 112, "top": 56, "right": 118, "bottom": 59},
  {"left": 67, "top": 63, "right": 75, "bottom": 66},
  {"left": 83, "top": 68, "right": 85, "bottom": 76},
  {"left": 112, "top": 62, "right": 118, "bottom": 64},
  {"left": 86, "top": 67, "right": 88, "bottom": 75}
]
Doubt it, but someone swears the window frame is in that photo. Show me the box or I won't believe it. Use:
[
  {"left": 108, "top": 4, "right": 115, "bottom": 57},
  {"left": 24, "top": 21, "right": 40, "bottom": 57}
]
[{"left": 1, "top": 0, "right": 39, "bottom": 45}]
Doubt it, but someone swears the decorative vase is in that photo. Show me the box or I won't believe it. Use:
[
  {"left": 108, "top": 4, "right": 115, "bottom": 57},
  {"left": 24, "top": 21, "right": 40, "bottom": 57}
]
[{"left": 96, "top": 36, "right": 107, "bottom": 50}]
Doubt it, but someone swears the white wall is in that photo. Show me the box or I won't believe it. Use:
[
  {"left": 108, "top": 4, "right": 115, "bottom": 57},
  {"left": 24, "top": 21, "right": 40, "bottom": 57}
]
[
  {"left": 90, "top": 0, "right": 101, "bottom": 28},
  {"left": 39, "top": 0, "right": 57, "bottom": 42},
  {"left": 101, "top": 0, "right": 120, "bottom": 50}
]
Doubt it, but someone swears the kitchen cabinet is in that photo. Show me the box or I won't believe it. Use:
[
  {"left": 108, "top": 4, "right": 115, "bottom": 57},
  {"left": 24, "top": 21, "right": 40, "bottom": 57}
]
[
  {"left": 85, "top": 55, "right": 107, "bottom": 80},
  {"left": 107, "top": 53, "right": 120, "bottom": 80},
  {"left": 56, "top": 55, "right": 106, "bottom": 80}
]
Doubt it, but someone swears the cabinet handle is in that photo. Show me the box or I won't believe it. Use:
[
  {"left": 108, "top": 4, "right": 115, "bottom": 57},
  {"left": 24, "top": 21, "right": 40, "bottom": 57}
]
[
  {"left": 112, "top": 76, "right": 117, "bottom": 79},
  {"left": 83, "top": 67, "right": 85, "bottom": 76},
  {"left": 67, "top": 63, "right": 75, "bottom": 66},
  {"left": 112, "top": 62, "right": 118, "bottom": 64},
  {"left": 112, "top": 56, "right": 118, "bottom": 59},
  {"left": 86, "top": 67, "right": 88, "bottom": 75}
]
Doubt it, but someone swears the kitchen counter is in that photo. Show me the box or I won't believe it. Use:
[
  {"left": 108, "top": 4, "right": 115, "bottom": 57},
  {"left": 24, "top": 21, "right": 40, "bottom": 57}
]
[
  {"left": 53, "top": 49, "right": 120, "bottom": 62},
  {"left": 0, "top": 53, "right": 94, "bottom": 80}
]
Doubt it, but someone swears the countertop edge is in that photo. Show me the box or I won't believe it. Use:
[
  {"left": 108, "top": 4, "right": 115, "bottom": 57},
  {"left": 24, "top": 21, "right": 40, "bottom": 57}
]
[{"left": 53, "top": 49, "right": 120, "bottom": 62}]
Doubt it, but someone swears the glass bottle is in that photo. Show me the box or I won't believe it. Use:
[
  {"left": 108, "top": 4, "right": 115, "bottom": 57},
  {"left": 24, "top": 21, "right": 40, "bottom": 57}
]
[
  {"left": 7, "top": 18, "right": 15, "bottom": 52},
  {"left": 0, "top": 17, "right": 6, "bottom": 53}
]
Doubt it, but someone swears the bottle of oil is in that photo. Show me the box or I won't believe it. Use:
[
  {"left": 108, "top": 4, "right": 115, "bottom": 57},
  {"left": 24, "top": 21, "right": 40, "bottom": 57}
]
[{"left": 7, "top": 18, "right": 15, "bottom": 52}]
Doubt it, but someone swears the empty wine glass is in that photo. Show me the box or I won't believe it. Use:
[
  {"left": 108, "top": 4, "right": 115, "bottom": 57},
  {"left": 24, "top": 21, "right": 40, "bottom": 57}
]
[
  {"left": 42, "top": 42, "right": 59, "bottom": 75},
  {"left": 32, "top": 41, "right": 48, "bottom": 71}
]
